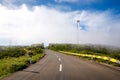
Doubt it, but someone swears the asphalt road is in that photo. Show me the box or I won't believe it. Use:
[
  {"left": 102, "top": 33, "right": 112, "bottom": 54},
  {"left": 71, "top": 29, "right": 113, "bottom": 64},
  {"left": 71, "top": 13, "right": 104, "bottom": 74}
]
[{"left": 2, "top": 49, "right": 120, "bottom": 80}]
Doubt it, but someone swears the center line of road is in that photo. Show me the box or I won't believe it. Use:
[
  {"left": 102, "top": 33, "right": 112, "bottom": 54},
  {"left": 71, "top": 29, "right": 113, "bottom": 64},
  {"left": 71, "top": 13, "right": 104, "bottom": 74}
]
[
  {"left": 59, "top": 58, "right": 61, "bottom": 61},
  {"left": 54, "top": 54, "right": 59, "bottom": 58},
  {"left": 59, "top": 64, "right": 62, "bottom": 72}
]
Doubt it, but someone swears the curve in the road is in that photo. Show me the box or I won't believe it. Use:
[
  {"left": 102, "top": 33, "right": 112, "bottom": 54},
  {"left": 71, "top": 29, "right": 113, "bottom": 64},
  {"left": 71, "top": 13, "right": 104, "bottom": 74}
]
[{"left": 1, "top": 49, "right": 120, "bottom": 80}]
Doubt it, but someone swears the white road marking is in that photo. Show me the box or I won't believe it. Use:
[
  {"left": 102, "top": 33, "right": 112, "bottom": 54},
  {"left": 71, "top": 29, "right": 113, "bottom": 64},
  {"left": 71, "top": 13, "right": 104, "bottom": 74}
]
[
  {"left": 59, "top": 58, "right": 61, "bottom": 61},
  {"left": 54, "top": 54, "right": 62, "bottom": 72},
  {"left": 59, "top": 64, "right": 62, "bottom": 72},
  {"left": 54, "top": 54, "right": 59, "bottom": 58}
]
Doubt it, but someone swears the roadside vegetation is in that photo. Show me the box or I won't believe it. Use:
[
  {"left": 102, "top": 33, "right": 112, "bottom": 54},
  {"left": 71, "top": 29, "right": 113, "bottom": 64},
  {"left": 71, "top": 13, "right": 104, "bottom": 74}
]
[
  {"left": 0, "top": 44, "right": 45, "bottom": 79},
  {"left": 48, "top": 43, "right": 120, "bottom": 66}
]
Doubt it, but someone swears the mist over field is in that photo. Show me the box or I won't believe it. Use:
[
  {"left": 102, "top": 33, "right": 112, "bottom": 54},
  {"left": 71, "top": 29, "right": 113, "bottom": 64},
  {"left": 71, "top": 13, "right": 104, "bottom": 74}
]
[{"left": 0, "top": 0, "right": 120, "bottom": 47}]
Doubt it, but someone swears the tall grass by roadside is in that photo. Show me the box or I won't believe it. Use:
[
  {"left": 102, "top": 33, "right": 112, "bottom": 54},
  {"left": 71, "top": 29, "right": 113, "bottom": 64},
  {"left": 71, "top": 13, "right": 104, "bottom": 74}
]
[
  {"left": 0, "top": 44, "right": 45, "bottom": 79},
  {"left": 0, "top": 53, "right": 44, "bottom": 79}
]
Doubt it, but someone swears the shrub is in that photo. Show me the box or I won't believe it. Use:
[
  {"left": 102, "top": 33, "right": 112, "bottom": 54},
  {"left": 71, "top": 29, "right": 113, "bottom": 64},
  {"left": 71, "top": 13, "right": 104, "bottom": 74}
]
[{"left": 0, "top": 47, "right": 26, "bottom": 59}]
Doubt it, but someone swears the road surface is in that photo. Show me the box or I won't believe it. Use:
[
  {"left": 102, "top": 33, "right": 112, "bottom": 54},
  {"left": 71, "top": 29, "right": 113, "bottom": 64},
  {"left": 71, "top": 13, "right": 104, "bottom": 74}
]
[{"left": 2, "top": 49, "right": 120, "bottom": 80}]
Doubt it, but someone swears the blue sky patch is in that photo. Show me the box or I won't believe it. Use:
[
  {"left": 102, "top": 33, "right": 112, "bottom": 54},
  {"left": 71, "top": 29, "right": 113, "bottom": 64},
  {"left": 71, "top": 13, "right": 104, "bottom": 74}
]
[
  {"left": 80, "top": 24, "right": 88, "bottom": 31},
  {"left": 0, "top": 0, "right": 120, "bottom": 14}
]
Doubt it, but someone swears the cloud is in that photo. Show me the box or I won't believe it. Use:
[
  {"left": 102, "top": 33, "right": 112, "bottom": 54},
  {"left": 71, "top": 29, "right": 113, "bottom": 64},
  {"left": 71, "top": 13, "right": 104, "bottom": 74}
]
[
  {"left": 0, "top": 0, "right": 37, "bottom": 8},
  {"left": 0, "top": 4, "right": 77, "bottom": 45},
  {"left": 0, "top": 4, "right": 120, "bottom": 47},
  {"left": 55, "top": 0, "right": 78, "bottom": 3},
  {"left": 47, "top": 4, "right": 72, "bottom": 11},
  {"left": 55, "top": 0, "right": 96, "bottom": 4}
]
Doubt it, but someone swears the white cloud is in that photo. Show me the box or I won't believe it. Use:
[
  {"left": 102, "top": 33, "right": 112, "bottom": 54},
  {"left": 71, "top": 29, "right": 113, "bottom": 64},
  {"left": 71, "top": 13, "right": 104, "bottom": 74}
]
[
  {"left": 47, "top": 4, "right": 72, "bottom": 11},
  {"left": 55, "top": 0, "right": 96, "bottom": 4},
  {"left": 0, "top": 0, "right": 37, "bottom": 8},
  {"left": 0, "top": 4, "right": 120, "bottom": 47},
  {"left": 55, "top": 0, "right": 78, "bottom": 3}
]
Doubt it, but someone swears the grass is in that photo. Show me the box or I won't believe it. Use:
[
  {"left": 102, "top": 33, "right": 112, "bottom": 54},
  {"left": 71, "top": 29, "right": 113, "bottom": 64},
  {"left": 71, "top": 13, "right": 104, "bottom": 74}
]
[
  {"left": 0, "top": 53, "right": 44, "bottom": 79},
  {"left": 48, "top": 43, "right": 120, "bottom": 60}
]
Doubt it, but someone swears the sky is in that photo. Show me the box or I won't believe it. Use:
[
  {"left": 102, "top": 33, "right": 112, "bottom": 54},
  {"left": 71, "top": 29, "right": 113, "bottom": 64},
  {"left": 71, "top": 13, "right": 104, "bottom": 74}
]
[{"left": 0, "top": 0, "right": 120, "bottom": 47}]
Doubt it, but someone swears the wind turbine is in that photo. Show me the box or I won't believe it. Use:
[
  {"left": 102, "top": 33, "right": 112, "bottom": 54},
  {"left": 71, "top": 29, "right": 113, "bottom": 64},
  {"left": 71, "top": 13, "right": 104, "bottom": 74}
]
[{"left": 76, "top": 20, "right": 80, "bottom": 44}]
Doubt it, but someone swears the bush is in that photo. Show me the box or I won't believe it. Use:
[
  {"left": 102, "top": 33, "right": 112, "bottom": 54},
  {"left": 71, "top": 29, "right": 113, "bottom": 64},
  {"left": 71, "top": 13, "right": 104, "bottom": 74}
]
[{"left": 0, "top": 47, "right": 26, "bottom": 59}]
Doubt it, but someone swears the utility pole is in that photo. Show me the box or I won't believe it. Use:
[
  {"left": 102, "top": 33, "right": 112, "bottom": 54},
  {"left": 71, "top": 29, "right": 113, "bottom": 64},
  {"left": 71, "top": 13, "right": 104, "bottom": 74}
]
[{"left": 77, "top": 20, "right": 80, "bottom": 44}]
